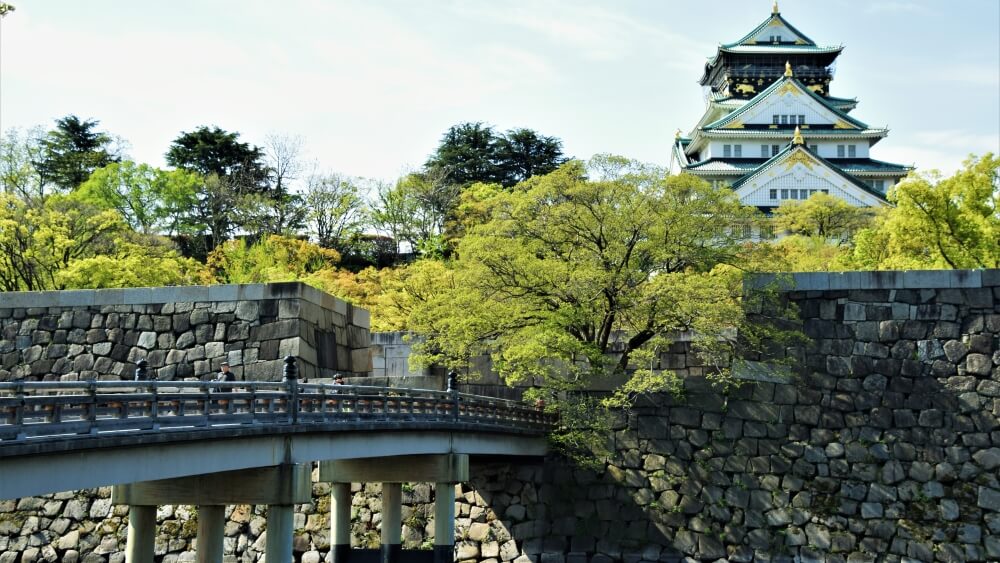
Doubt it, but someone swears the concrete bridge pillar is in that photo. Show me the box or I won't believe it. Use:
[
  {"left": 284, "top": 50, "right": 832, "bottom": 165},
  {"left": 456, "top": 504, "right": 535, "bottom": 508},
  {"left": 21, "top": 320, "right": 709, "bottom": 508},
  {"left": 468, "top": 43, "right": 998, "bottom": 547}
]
[
  {"left": 265, "top": 504, "right": 294, "bottom": 563},
  {"left": 113, "top": 464, "right": 312, "bottom": 563},
  {"left": 329, "top": 483, "right": 352, "bottom": 563},
  {"left": 381, "top": 483, "right": 402, "bottom": 563},
  {"left": 434, "top": 483, "right": 456, "bottom": 563},
  {"left": 319, "top": 454, "right": 469, "bottom": 563},
  {"left": 125, "top": 504, "right": 156, "bottom": 563},
  {"left": 196, "top": 505, "right": 226, "bottom": 563}
]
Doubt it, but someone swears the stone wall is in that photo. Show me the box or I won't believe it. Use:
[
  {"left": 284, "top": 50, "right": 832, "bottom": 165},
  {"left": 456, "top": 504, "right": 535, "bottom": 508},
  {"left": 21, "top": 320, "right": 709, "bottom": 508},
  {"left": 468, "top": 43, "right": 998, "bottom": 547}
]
[
  {"left": 2, "top": 269, "right": 1000, "bottom": 562},
  {"left": 0, "top": 283, "right": 371, "bottom": 383}
]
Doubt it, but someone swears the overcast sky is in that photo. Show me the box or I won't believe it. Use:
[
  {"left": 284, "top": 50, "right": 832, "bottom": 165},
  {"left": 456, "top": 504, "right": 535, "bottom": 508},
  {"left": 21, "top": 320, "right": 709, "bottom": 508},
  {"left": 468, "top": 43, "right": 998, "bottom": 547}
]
[{"left": 1, "top": 0, "right": 997, "bottom": 184}]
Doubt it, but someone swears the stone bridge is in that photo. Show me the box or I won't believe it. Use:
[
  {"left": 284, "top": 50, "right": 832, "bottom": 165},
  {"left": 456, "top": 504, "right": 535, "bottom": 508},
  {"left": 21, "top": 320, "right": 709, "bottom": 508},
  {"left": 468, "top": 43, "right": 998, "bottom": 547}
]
[{"left": 0, "top": 284, "right": 553, "bottom": 563}]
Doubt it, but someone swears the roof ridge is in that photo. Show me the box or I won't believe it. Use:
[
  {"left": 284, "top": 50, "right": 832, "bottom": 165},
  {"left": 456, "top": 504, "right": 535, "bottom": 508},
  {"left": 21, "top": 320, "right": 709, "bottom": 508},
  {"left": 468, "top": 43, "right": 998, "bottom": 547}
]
[
  {"left": 701, "top": 76, "right": 870, "bottom": 130},
  {"left": 731, "top": 144, "right": 888, "bottom": 202}
]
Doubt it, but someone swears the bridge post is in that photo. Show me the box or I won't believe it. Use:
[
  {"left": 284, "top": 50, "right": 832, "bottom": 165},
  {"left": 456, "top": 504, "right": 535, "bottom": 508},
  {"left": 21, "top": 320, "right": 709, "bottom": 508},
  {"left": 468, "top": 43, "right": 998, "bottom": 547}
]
[
  {"left": 381, "top": 482, "right": 402, "bottom": 563},
  {"left": 196, "top": 505, "right": 225, "bottom": 563},
  {"left": 433, "top": 483, "right": 456, "bottom": 563},
  {"left": 329, "top": 483, "right": 351, "bottom": 563},
  {"left": 125, "top": 504, "right": 156, "bottom": 563},
  {"left": 265, "top": 503, "right": 294, "bottom": 563}
]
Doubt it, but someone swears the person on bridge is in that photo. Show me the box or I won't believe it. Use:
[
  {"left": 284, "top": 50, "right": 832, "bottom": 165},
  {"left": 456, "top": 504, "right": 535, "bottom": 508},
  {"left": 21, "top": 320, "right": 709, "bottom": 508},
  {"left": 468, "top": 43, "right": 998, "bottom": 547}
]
[{"left": 217, "top": 362, "right": 236, "bottom": 382}]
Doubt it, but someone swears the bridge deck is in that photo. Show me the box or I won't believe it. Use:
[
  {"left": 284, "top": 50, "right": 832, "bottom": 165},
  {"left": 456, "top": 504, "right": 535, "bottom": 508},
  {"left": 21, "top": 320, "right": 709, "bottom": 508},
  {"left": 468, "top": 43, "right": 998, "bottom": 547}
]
[{"left": 0, "top": 381, "right": 555, "bottom": 499}]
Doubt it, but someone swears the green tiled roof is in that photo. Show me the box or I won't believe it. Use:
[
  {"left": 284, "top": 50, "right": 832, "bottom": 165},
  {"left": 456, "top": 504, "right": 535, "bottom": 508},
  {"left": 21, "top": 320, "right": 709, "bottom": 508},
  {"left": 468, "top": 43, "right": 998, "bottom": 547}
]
[
  {"left": 722, "top": 11, "right": 817, "bottom": 48},
  {"left": 729, "top": 144, "right": 889, "bottom": 202},
  {"left": 683, "top": 157, "right": 911, "bottom": 176},
  {"left": 702, "top": 76, "right": 869, "bottom": 130}
]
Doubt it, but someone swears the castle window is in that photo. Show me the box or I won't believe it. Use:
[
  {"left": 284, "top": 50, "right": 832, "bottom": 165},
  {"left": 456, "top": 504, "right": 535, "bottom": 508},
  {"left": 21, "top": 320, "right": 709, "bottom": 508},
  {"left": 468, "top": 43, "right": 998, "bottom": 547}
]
[
  {"left": 810, "top": 145, "right": 818, "bottom": 153},
  {"left": 770, "top": 189, "right": 777, "bottom": 200},
  {"left": 837, "top": 145, "right": 846, "bottom": 158},
  {"left": 760, "top": 224, "right": 776, "bottom": 240},
  {"left": 761, "top": 145, "right": 769, "bottom": 158},
  {"left": 772, "top": 145, "right": 780, "bottom": 156},
  {"left": 822, "top": 189, "right": 829, "bottom": 194},
  {"left": 723, "top": 145, "right": 732, "bottom": 157},
  {"left": 734, "top": 145, "right": 742, "bottom": 157},
  {"left": 780, "top": 115, "right": 789, "bottom": 125},
  {"left": 799, "top": 189, "right": 809, "bottom": 199},
  {"left": 781, "top": 189, "right": 789, "bottom": 199},
  {"left": 772, "top": 115, "right": 780, "bottom": 125},
  {"left": 848, "top": 145, "right": 857, "bottom": 158},
  {"left": 798, "top": 115, "right": 805, "bottom": 125}
]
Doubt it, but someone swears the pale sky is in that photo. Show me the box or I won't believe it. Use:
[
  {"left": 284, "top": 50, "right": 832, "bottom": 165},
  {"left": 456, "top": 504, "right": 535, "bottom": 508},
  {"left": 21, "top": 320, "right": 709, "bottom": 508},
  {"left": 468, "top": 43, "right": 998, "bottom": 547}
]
[{"left": 1, "top": 0, "right": 998, "bottom": 185}]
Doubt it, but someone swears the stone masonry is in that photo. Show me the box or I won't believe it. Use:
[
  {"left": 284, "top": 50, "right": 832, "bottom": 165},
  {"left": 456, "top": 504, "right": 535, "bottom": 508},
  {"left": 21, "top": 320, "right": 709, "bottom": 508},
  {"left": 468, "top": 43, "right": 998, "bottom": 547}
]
[
  {"left": 1, "top": 269, "right": 999, "bottom": 562},
  {"left": 0, "top": 282, "right": 371, "bottom": 383}
]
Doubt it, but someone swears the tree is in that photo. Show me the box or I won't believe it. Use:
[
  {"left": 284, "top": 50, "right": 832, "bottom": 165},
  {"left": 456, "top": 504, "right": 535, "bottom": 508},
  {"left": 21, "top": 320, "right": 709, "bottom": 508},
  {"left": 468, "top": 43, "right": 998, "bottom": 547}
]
[
  {"left": 207, "top": 235, "right": 341, "bottom": 284},
  {"left": 771, "top": 192, "right": 874, "bottom": 243},
  {"left": 494, "top": 128, "right": 566, "bottom": 187},
  {"left": 165, "top": 126, "right": 271, "bottom": 255},
  {"left": 0, "top": 127, "right": 46, "bottom": 202},
  {"left": 425, "top": 122, "right": 567, "bottom": 188},
  {"left": 77, "top": 162, "right": 200, "bottom": 235},
  {"left": 850, "top": 154, "right": 999, "bottom": 269},
  {"left": 0, "top": 193, "right": 123, "bottom": 291},
  {"left": 0, "top": 188, "right": 206, "bottom": 291},
  {"left": 369, "top": 172, "right": 459, "bottom": 258},
  {"left": 405, "top": 157, "right": 770, "bottom": 390},
  {"left": 35, "top": 115, "right": 120, "bottom": 191},
  {"left": 304, "top": 172, "right": 366, "bottom": 254},
  {"left": 425, "top": 122, "right": 499, "bottom": 186}
]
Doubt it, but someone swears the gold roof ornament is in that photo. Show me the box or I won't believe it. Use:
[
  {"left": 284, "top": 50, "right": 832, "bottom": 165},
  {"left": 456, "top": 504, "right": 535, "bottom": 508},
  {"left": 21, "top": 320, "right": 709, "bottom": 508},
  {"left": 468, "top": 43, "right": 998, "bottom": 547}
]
[
  {"left": 772, "top": 1, "right": 779, "bottom": 14},
  {"left": 784, "top": 61, "right": 793, "bottom": 77},
  {"left": 792, "top": 125, "right": 804, "bottom": 145},
  {"left": 675, "top": 128, "right": 683, "bottom": 139}
]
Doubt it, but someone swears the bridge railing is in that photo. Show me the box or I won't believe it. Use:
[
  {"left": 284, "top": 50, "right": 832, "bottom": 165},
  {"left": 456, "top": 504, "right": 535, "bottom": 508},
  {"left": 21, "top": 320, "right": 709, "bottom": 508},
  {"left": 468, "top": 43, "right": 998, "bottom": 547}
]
[{"left": 0, "top": 379, "right": 556, "bottom": 444}]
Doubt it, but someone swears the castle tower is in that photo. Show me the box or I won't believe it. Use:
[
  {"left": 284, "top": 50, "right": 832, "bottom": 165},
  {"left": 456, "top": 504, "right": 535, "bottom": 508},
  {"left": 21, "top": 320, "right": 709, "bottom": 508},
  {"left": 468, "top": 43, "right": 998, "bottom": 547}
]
[{"left": 671, "top": 4, "right": 911, "bottom": 212}]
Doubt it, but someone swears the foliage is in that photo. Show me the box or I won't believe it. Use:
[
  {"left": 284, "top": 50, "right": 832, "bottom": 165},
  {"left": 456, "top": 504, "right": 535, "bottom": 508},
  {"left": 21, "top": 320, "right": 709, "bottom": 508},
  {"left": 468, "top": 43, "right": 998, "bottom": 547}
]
[
  {"left": 850, "top": 154, "right": 999, "bottom": 269},
  {"left": 771, "top": 192, "right": 874, "bottom": 243},
  {"left": 0, "top": 127, "right": 46, "bottom": 202},
  {"left": 35, "top": 115, "right": 120, "bottom": 192},
  {"left": 0, "top": 193, "right": 124, "bottom": 291},
  {"left": 304, "top": 173, "right": 367, "bottom": 254},
  {"left": 56, "top": 238, "right": 210, "bottom": 289},
  {"left": 0, "top": 193, "right": 204, "bottom": 291},
  {"left": 77, "top": 161, "right": 201, "bottom": 235},
  {"left": 767, "top": 235, "right": 853, "bottom": 272},
  {"left": 369, "top": 172, "right": 458, "bottom": 257},
  {"left": 425, "top": 122, "right": 566, "bottom": 188},
  {"left": 207, "top": 235, "right": 341, "bottom": 284},
  {"left": 165, "top": 126, "right": 272, "bottom": 254},
  {"left": 405, "top": 157, "right": 772, "bottom": 395}
]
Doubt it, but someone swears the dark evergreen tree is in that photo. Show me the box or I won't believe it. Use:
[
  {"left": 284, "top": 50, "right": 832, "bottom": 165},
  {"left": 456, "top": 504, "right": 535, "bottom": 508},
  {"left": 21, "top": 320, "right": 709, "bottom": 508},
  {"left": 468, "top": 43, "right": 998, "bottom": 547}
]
[{"left": 36, "top": 115, "right": 119, "bottom": 191}]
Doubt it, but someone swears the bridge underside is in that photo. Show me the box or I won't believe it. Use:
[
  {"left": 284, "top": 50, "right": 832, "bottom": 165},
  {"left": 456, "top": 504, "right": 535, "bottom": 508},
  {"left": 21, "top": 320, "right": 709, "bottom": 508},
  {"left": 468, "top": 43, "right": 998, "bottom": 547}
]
[{"left": 0, "top": 426, "right": 546, "bottom": 499}]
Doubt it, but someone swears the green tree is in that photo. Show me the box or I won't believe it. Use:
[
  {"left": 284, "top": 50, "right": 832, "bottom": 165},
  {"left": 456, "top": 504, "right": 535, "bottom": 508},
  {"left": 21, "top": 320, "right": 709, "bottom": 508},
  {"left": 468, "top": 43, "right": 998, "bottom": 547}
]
[
  {"left": 0, "top": 127, "right": 46, "bottom": 202},
  {"left": 56, "top": 238, "right": 209, "bottom": 289},
  {"left": 35, "top": 115, "right": 120, "bottom": 191},
  {"left": 304, "top": 173, "right": 366, "bottom": 254},
  {"left": 494, "top": 127, "right": 566, "bottom": 187},
  {"left": 406, "top": 157, "right": 770, "bottom": 389},
  {"left": 207, "top": 235, "right": 341, "bottom": 284},
  {"left": 0, "top": 193, "right": 124, "bottom": 291},
  {"left": 772, "top": 192, "right": 874, "bottom": 243},
  {"left": 77, "top": 162, "right": 200, "bottom": 235},
  {"left": 425, "top": 122, "right": 499, "bottom": 186},
  {"left": 165, "top": 126, "right": 271, "bottom": 255},
  {"left": 425, "top": 122, "right": 566, "bottom": 188},
  {"left": 850, "top": 154, "right": 999, "bottom": 269}
]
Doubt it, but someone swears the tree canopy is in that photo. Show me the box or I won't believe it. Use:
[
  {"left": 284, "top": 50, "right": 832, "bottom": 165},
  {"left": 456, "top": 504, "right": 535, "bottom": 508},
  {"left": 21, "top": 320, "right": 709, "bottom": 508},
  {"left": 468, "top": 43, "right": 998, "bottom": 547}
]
[
  {"left": 772, "top": 191, "right": 874, "bottom": 243},
  {"left": 851, "top": 154, "right": 999, "bottom": 269},
  {"left": 35, "top": 115, "right": 120, "bottom": 192},
  {"left": 404, "top": 157, "right": 770, "bottom": 391},
  {"left": 425, "top": 122, "right": 566, "bottom": 188}
]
